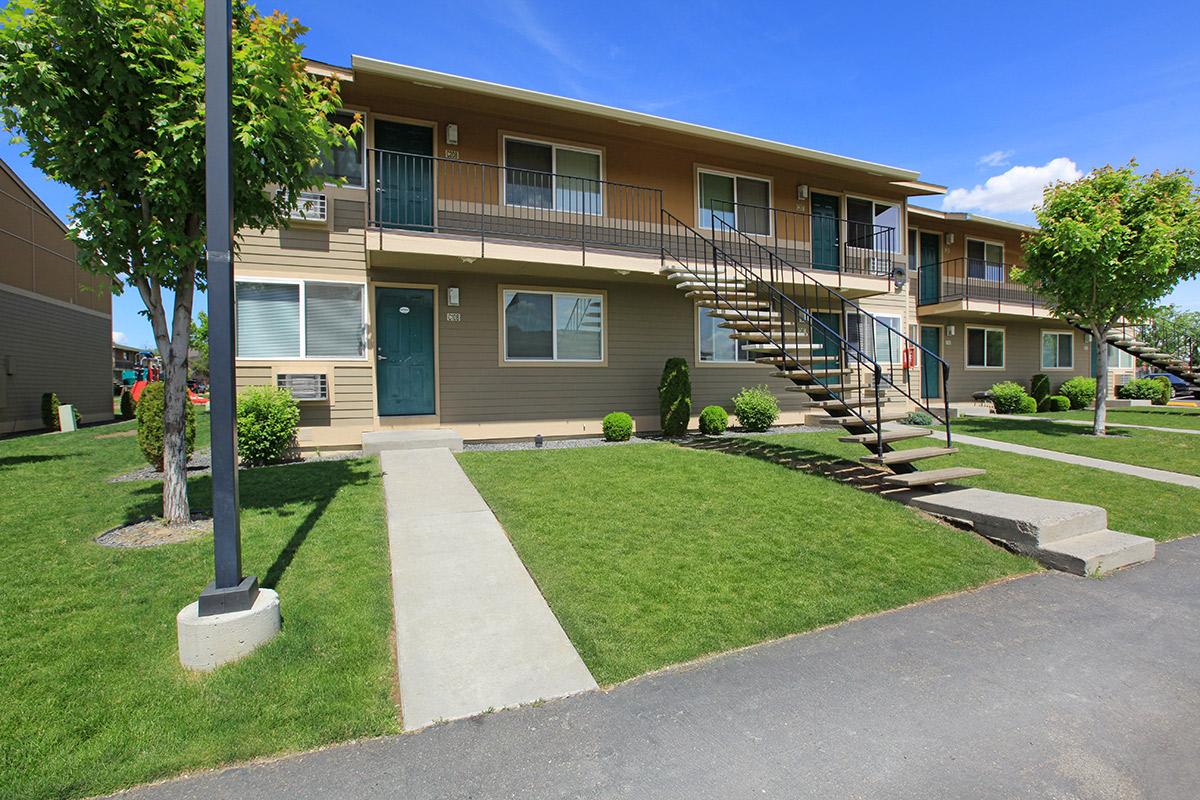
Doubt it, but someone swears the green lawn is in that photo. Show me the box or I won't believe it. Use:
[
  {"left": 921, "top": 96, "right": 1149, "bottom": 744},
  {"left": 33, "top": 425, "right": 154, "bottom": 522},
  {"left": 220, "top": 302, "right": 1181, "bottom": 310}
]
[
  {"left": 1035, "top": 406, "right": 1200, "bottom": 431},
  {"left": 945, "top": 416, "right": 1200, "bottom": 477},
  {"left": 750, "top": 431, "right": 1200, "bottom": 542},
  {"left": 0, "top": 418, "right": 398, "bottom": 800},
  {"left": 457, "top": 443, "right": 1034, "bottom": 686}
]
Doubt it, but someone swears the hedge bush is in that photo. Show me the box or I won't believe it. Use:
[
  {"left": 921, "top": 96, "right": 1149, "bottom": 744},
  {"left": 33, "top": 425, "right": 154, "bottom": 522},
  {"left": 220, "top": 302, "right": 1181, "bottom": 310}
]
[
  {"left": 1058, "top": 376, "right": 1096, "bottom": 410},
  {"left": 698, "top": 405, "right": 729, "bottom": 435},
  {"left": 40, "top": 392, "right": 59, "bottom": 430},
  {"left": 899, "top": 410, "right": 935, "bottom": 427},
  {"left": 119, "top": 389, "right": 136, "bottom": 420},
  {"left": 236, "top": 385, "right": 300, "bottom": 466},
  {"left": 136, "top": 382, "right": 196, "bottom": 470},
  {"left": 1152, "top": 375, "right": 1173, "bottom": 405},
  {"left": 1118, "top": 377, "right": 1170, "bottom": 405},
  {"left": 1018, "top": 395, "right": 1039, "bottom": 414},
  {"left": 1030, "top": 373, "right": 1051, "bottom": 411},
  {"left": 990, "top": 381, "right": 1032, "bottom": 414},
  {"left": 658, "top": 357, "right": 692, "bottom": 436},
  {"left": 1046, "top": 395, "right": 1071, "bottom": 412},
  {"left": 602, "top": 411, "right": 633, "bottom": 442},
  {"left": 732, "top": 385, "right": 779, "bottom": 431}
]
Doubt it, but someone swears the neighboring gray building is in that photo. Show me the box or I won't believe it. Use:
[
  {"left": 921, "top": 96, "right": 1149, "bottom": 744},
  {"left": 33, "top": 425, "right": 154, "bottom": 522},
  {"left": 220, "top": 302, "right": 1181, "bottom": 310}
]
[{"left": 0, "top": 158, "right": 112, "bottom": 433}]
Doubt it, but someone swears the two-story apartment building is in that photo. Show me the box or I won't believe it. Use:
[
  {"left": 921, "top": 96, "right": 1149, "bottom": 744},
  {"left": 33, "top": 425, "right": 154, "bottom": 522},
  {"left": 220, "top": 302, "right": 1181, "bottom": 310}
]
[{"left": 909, "top": 206, "right": 1135, "bottom": 402}]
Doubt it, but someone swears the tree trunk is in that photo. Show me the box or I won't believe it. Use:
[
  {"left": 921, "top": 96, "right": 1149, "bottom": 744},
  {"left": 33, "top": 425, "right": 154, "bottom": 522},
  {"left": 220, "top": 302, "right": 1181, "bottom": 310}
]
[
  {"left": 160, "top": 354, "right": 191, "bottom": 525},
  {"left": 1093, "top": 325, "right": 1109, "bottom": 436}
]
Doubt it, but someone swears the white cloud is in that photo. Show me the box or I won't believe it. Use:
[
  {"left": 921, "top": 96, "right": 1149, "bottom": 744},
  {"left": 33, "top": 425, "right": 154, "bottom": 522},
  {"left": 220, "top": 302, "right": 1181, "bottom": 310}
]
[
  {"left": 977, "top": 149, "right": 1014, "bottom": 168},
  {"left": 943, "top": 158, "right": 1083, "bottom": 214},
  {"left": 112, "top": 331, "right": 127, "bottom": 345}
]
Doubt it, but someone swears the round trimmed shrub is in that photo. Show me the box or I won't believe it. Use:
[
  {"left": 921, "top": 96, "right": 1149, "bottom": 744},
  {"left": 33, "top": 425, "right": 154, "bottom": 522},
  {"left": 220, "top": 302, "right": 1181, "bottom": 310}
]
[
  {"left": 698, "top": 405, "right": 729, "bottom": 435},
  {"left": 990, "top": 381, "right": 1032, "bottom": 414},
  {"left": 1058, "top": 376, "right": 1096, "bottom": 410},
  {"left": 900, "top": 410, "right": 935, "bottom": 427},
  {"left": 41, "top": 391, "right": 59, "bottom": 430},
  {"left": 602, "top": 411, "right": 633, "bottom": 442},
  {"left": 658, "top": 357, "right": 692, "bottom": 437},
  {"left": 732, "top": 385, "right": 780, "bottom": 432},
  {"left": 1046, "top": 395, "right": 1071, "bottom": 412},
  {"left": 136, "top": 382, "right": 196, "bottom": 469},
  {"left": 119, "top": 389, "right": 135, "bottom": 420},
  {"left": 1017, "top": 395, "right": 1039, "bottom": 415},
  {"left": 236, "top": 385, "right": 300, "bottom": 466},
  {"left": 1031, "top": 373, "right": 1051, "bottom": 410},
  {"left": 1118, "top": 377, "right": 1170, "bottom": 405},
  {"left": 1151, "top": 375, "right": 1173, "bottom": 405}
]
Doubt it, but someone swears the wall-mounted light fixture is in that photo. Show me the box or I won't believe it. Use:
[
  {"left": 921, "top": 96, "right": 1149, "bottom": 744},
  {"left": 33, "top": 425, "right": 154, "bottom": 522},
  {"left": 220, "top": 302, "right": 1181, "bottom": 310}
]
[
  {"left": 947, "top": 325, "right": 956, "bottom": 336},
  {"left": 797, "top": 184, "right": 809, "bottom": 200},
  {"left": 447, "top": 286, "right": 460, "bottom": 307},
  {"left": 946, "top": 232, "right": 955, "bottom": 245},
  {"left": 445, "top": 123, "right": 459, "bottom": 146}
]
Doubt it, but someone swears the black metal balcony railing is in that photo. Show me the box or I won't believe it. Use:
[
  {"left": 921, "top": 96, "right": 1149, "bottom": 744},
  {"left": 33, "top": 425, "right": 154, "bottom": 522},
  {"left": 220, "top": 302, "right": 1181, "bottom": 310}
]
[
  {"left": 708, "top": 199, "right": 898, "bottom": 276},
  {"left": 367, "top": 148, "right": 664, "bottom": 255},
  {"left": 916, "top": 258, "right": 1044, "bottom": 313}
]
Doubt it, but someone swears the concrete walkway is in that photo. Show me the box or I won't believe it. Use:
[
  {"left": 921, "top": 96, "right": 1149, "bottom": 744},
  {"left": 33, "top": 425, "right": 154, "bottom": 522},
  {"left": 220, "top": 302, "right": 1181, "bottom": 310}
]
[
  {"left": 111, "top": 537, "right": 1200, "bottom": 799},
  {"left": 997, "top": 413, "right": 1200, "bottom": 435},
  {"left": 948, "top": 431, "right": 1200, "bottom": 489},
  {"left": 379, "top": 448, "right": 596, "bottom": 730}
]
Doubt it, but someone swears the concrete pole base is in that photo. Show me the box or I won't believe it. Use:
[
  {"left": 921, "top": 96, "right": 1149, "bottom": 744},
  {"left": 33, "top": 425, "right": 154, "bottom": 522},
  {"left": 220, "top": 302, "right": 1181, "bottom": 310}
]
[{"left": 177, "top": 589, "right": 281, "bottom": 671}]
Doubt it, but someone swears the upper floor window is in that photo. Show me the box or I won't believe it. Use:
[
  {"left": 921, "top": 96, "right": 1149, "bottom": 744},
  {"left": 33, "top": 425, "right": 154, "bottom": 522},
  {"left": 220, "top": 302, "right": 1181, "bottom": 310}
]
[
  {"left": 967, "top": 239, "right": 1004, "bottom": 282},
  {"left": 503, "top": 137, "right": 602, "bottom": 215},
  {"left": 846, "top": 197, "right": 901, "bottom": 252},
  {"left": 316, "top": 110, "right": 364, "bottom": 188},
  {"left": 698, "top": 170, "right": 770, "bottom": 235}
]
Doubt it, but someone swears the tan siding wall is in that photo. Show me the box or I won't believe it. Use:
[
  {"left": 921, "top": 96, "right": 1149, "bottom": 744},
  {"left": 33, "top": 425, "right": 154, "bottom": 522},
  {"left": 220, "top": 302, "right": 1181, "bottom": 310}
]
[
  {"left": 236, "top": 197, "right": 367, "bottom": 278},
  {"left": 0, "top": 287, "right": 112, "bottom": 432}
]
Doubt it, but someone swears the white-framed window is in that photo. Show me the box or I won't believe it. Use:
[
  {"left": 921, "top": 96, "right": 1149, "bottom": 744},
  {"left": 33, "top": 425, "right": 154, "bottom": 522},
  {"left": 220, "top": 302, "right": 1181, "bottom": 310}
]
[
  {"left": 1108, "top": 344, "right": 1135, "bottom": 369},
  {"left": 966, "top": 326, "right": 1005, "bottom": 368},
  {"left": 502, "top": 137, "right": 603, "bottom": 215},
  {"left": 697, "top": 169, "right": 771, "bottom": 235},
  {"left": 1041, "top": 331, "right": 1074, "bottom": 370},
  {"left": 846, "top": 196, "right": 901, "bottom": 252},
  {"left": 697, "top": 306, "right": 752, "bottom": 362},
  {"left": 316, "top": 109, "right": 365, "bottom": 188},
  {"left": 966, "top": 239, "right": 1004, "bottom": 282},
  {"left": 846, "top": 312, "right": 904, "bottom": 363},
  {"left": 236, "top": 279, "right": 366, "bottom": 359},
  {"left": 502, "top": 288, "right": 604, "bottom": 362}
]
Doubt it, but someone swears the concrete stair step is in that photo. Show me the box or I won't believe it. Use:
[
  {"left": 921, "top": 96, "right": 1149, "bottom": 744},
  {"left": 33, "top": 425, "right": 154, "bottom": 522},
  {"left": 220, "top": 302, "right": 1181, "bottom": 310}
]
[
  {"left": 771, "top": 368, "right": 853, "bottom": 379},
  {"left": 1038, "top": 530, "right": 1156, "bottom": 576},
  {"left": 861, "top": 446, "right": 958, "bottom": 465},
  {"left": 789, "top": 396, "right": 879, "bottom": 410},
  {"left": 671, "top": 280, "right": 751, "bottom": 292},
  {"left": 685, "top": 290, "right": 762, "bottom": 301},
  {"left": 721, "top": 320, "right": 798, "bottom": 332},
  {"left": 839, "top": 428, "right": 932, "bottom": 445},
  {"left": 905, "top": 487, "right": 1107, "bottom": 548},
  {"left": 882, "top": 467, "right": 987, "bottom": 487},
  {"left": 742, "top": 340, "right": 822, "bottom": 350},
  {"left": 785, "top": 382, "right": 881, "bottom": 395},
  {"left": 707, "top": 309, "right": 781, "bottom": 321},
  {"left": 695, "top": 299, "right": 774, "bottom": 310},
  {"left": 814, "top": 410, "right": 909, "bottom": 427}
]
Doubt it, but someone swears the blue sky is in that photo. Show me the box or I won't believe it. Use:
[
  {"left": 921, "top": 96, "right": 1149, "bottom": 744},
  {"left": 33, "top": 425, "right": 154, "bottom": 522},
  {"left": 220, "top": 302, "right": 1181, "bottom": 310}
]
[{"left": 4, "top": 0, "right": 1199, "bottom": 349}]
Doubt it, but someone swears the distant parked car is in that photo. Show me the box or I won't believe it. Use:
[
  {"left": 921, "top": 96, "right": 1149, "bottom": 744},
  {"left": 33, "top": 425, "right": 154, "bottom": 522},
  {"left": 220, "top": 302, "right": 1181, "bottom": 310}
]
[{"left": 1144, "top": 373, "right": 1195, "bottom": 398}]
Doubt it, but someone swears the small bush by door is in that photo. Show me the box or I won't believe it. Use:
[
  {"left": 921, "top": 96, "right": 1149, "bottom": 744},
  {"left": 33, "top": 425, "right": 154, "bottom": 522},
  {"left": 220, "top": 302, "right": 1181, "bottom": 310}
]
[{"left": 237, "top": 386, "right": 301, "bottom": 466}]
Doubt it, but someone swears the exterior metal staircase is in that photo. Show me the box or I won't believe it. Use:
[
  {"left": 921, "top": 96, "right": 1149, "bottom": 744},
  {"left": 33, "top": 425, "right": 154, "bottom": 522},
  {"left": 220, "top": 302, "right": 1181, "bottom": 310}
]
[
  {"left": 660, "top": 211, "right": 985, "bottom": 488},
  {"left": 1068, "top": 318, "right": 1200, "bottom": 386}
]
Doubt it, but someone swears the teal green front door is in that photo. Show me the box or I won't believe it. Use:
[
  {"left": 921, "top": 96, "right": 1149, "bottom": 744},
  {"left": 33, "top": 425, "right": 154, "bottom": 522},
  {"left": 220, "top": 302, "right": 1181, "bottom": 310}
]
[
  {"left": 920, "top": 325, "right": 942, "bottom": 399},
  {"left": 811, "top": 193, "right": 840, "bottom": 271},
  {"left": 375, "top": 287, "right": 435, "bottom": 416},
  {"left": 918, "top": 232, "right": 941, "bottom": 304},
  {"left": 374, "top": 120, "right": 434, "bottom": 230}
]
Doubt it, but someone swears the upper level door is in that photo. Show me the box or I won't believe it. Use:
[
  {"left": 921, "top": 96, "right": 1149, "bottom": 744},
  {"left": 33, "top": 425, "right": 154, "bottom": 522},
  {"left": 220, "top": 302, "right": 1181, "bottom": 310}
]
[
  {"left": 810, "top": 192, "right": 840, "bottom": 271},
  {"left": 374, "top": 120, "right": 434, "bottom": 230},
  {"left": 918, "top": 231, "right": 941, "bottom": 304}
]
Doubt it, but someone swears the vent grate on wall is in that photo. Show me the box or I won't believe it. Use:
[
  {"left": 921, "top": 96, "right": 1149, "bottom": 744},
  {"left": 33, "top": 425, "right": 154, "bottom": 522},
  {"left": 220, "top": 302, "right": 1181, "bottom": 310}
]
[
  {"left": 288, "top": 192, "right": 327, "bottom": 223},
  {"left": 276, "top": 373, "right": 328, "bottom": 401}
]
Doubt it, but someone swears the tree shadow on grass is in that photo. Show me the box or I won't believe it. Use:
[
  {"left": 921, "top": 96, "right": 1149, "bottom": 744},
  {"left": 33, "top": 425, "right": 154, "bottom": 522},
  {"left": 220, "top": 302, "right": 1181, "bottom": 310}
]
[
  {"left": 0, "top": 453, "right": 71, "bottom": 471},
  {"left": 683, "top": 436, "right": 892, "bottom": 493},
  {"left": 123, "top": 458, "right": 374, "bottom": 589}
]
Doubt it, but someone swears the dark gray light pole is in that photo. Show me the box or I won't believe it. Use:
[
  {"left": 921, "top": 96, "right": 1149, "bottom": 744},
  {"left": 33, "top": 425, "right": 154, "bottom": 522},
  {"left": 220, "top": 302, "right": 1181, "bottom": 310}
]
[{"left": 198, "top": 0, "right": 258, "bottom": 616}]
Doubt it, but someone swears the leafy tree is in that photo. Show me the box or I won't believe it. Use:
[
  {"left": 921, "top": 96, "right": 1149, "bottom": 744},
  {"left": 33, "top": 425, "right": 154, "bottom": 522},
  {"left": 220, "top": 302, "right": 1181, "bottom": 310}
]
[
  {"left": 1016, "top": 163, "right": 1200, "bottom": 434},
  {"left": 189, "top": 311, "right": 209, "bottom": 381},
  {"left": 0, "top": 0, "right": 354, "bottom": 523}
]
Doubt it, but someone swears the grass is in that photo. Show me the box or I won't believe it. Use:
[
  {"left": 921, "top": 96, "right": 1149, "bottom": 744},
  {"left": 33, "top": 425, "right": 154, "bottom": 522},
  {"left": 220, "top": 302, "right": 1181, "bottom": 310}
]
[
  {"left": 749, "top": 431, "right": 1200, "bottom": 543},
  {"left": 0, "top": 417, "right": 398, "bottom": 800},
  {"left": 1034, "top": 406, "right": 1200, "bottom": 431},
  {"left": 944, "top": 416, "right": 1200, "bottom": 476},
  {"left": 457, "top": 443, "right": 1033, "bottom": 686}
]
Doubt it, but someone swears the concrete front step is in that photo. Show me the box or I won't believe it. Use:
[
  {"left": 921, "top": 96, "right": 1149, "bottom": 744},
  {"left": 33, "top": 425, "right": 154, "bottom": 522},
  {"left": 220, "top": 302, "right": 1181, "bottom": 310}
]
[
  {"left": 363, "top": 429, "right": 464, "bottom": 455},
  {"left": 881, "top": 467, "right": 987, "bottom": 488},
  {"left": 1039, "top": 530, "right": 1157, "bottom": 576}
]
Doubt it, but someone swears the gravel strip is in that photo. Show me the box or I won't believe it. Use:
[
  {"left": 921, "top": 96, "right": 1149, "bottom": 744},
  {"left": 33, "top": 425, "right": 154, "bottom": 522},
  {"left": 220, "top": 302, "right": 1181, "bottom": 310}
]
[
  {"left": 108, "top": 447, "right": 365, "bottom": 483},
  {"left": 462, "top": 424, "right": 824, "bottom": 453}
]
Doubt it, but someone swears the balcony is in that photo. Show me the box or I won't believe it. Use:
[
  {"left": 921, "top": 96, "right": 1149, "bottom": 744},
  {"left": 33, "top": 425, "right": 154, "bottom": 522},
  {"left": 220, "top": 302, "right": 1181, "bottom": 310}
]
[
  {"left": 916, "top": 258, "right": 1052, "bottom": 319},
  {"left": 364, "top": 149, "right": 896, "bottom": 296}
]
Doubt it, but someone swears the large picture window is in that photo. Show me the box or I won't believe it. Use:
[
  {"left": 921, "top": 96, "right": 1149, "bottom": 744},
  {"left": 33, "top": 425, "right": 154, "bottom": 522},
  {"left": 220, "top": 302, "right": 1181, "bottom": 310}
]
[
  {"left": 503, "top": 288, "right": 604, "bottom": 362},
  {"left": 698, "top": 170, "right": 770, "bottom": 235},
  {"left": 236, "top": 280, "right": 365, "bottom": 359},
  {"left": 966, "top": 326, "right": 1005, "bottom": 368},
  {"left": 698, "top": 306, "right": 752, "bottom": 362},
  {"left": 967, "top": 239, "right": 1004, "bottom": 282},
  {"left": 503, "top": 137, "right": 602, "bottom": 214},
  {"left": 846, "top": 312, "right": 904, "bottom": 363},
  {"left": 315, "top": 110, "right": 364, "bottom": 188},
  {"left": 846, "top": 197, "right": 901, "bottom": 252},
  {"left": 1041, "top": 331, "right": 1074, "bottom": 370}
]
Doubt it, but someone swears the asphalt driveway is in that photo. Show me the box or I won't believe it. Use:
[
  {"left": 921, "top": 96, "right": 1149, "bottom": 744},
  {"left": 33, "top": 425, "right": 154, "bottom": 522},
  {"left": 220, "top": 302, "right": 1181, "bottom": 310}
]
[{"left": 112, "top": 537, "right": 1200, "bottom": 800}]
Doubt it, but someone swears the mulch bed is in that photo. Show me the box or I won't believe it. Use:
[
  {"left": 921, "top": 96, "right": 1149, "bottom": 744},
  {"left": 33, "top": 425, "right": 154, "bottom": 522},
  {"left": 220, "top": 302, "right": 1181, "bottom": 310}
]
[{"left": 95, "top": 513, "right": 213, "bottom": 548}]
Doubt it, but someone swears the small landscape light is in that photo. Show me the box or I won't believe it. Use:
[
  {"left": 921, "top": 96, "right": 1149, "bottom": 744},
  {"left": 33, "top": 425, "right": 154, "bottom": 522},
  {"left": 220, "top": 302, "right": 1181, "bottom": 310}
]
[{"left": 534, "top": 434, "right": 544, "bottom": 448}]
